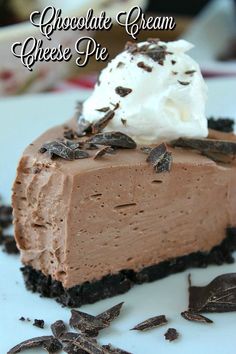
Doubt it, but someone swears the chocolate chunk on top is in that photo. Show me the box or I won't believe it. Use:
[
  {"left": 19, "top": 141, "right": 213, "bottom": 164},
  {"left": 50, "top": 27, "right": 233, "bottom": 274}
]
[
  {"left": 115, "top": 86, "right": 132, "bottom": 97},
  {"left": 93, "top": 146, "right": 115, "bottom": 160},
  {"left": 171, "top": 137, "right": 236, "bottom": 156},
  {"left": 146, "top": 143, "right": 172, "bottom": 173},
  {"left": 39, "top": 140, "right": 90, "bottom": 161},
  {"left": 89, "top": 132, "right": 137, "bottom": 149}
]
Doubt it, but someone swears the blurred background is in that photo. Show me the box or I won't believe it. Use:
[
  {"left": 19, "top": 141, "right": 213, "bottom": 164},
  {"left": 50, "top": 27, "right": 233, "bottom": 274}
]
[{"left": 0, "top": 0, "right": 236, "bottom": 96}]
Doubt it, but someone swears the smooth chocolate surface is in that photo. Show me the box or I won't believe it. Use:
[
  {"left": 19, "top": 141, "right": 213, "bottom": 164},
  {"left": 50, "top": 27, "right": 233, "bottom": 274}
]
[{"left": 12, "top": 119, "right": 236, "bottom": 289}]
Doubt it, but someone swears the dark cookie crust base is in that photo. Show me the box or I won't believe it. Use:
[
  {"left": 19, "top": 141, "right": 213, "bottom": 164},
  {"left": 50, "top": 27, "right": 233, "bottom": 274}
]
[{"left": 21, "top": 228, "right": 236, "bottom": 307}]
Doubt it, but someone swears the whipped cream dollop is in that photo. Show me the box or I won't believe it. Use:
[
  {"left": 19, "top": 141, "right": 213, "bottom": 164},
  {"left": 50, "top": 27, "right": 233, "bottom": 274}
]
[{"left": 82, "top": 39, "right": 208, "bottom": 144}]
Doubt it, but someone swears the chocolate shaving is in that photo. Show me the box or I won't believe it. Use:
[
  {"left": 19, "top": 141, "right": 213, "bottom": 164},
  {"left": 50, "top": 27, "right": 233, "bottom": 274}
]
[
  {"left": 69, "top": 309, "right": 109, "bottom": 337},
  {"left": 115, "top": 86, "right": 132, "bottom": 97},
  {"left": 171, "top": 137, "right": 236, "bottom": 157},
  {"left": 97, "top": 302, "right": 124, "bottom": 323},
  {"left": 146, "top": 143, "right": 172, "bottom": 173},
  {"left": 96, "top": 107, "right": 110, "bottom": 113},
  {"left": 64, "top": 335, "right": 110, "bottom": 354},
  {"left": 92, "top": 111, "right": 115, "bottom": 134},
  {"left": 51, "top": 320, "right": 67, "bottom": 338},
  {"left": 208, "top": 117, "right": 234, "bottom": 133},
  {"left": 185, "top": 70, "right": 196, "bottom": 75},
  {"left": 7, "top": 336, "right": 62, "bottom": 353},
  {"left": 94, "top": 146, "right": 115, "bottom": 160},
  {"left": 89, "top": 132, "right": 137, "bottom": 149},
  {"left": 102, "top": 344, "right": 132, "bottom": 354},
  {"left": 181, "top": 311, "right": 213, "bottom": 324},
  {"left": 39, "top": 140, "right": 90, "bottom": 161},
  {"left": 131, "top": 315, "right": 167, "bottom": 331},
  {"left": 137, "top": 61, "right": 152, "bottom": 72},
  {"left": 178, "top": 80, "right": 190, "bottom": 85},
  {"left": 188, "top": 273, "right": 236, "bottom": 313},
  {"left": 164, "top": 328, "right": 179, "bottom": 342},
  {"left": 33, "top": 319, "right": 45, "bottom": 329}
]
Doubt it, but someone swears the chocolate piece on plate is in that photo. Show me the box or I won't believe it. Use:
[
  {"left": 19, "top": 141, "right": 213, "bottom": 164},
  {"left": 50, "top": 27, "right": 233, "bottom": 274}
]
[{"left": 131, "top": 315, "right": 167, "bottom": 331}]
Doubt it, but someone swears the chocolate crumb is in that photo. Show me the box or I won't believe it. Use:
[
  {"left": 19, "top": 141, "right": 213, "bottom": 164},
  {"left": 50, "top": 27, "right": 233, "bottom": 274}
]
[
  {"left": 97, "top": 302, "right": 124, "bottom": 323},
  {"left": 181, "top": 311, "right": 213, "bottom": 323},
  {"left": 137, "top": 61, "right": 152, "bottom": 72},
  {"left": 69, "top": 309, "right": 109, "bottom": 337},
  {"left": 19, "top": 317, "right": 25, "bottom": 321},
  {"left": 51, "top": 320, "right": 66, "bottom": 338},
  {"left": 172, "top": 71, "right": 178, "bottom": 75},
  {"left": 89, "top": 132, "right": 137, "bottom": 149},
  {"left": 7, "top": 336, "right": 62, "bottom": 353},
  {"left": 146, "top": 143, "right": 172, "bottom": 173},
  {"left": 94, "top": 146, "right": 115, "bottom": 160},
  {"left": 96, "top": 107, "right": 110, "bottom": 113},
  {"left": 115, "top": 86, "right": 132, "bottom": 97},
  {"left": 171, "top": 60, "right": 176, "bottom": 65},
  {"left": 178, "top": 80, "right": 190, "bottom": 85},
  {"left": 33, "top": 319, "right": 45, "bottom": 329},
  {"left": 164, "top": 328, "right": 179, "bottom": 342},
  {"left": 131, "top": 315, "right": 167, "bottom": 331}
]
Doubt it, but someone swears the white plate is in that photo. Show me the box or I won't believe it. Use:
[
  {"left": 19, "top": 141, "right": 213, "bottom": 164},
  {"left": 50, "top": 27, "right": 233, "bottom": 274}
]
[
  {"left": 0, "top": 78, "right": 236, "bottom": 354},
  {"left": 183, "top": 0, "right": 236, "bottom": 74}
]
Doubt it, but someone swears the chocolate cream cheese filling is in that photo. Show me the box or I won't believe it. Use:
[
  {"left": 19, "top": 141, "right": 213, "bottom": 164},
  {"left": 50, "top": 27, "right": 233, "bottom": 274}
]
[{"left": 12, "top": 120, "right": 236, "bottom": 289}]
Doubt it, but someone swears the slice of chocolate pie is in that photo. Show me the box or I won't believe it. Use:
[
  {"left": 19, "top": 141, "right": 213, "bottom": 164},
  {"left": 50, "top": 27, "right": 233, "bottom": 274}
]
[{"left": 12, "top": 40, "right": 236, "bottom": 307}]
